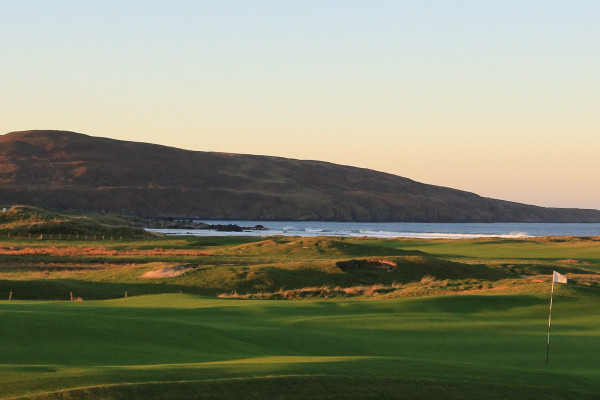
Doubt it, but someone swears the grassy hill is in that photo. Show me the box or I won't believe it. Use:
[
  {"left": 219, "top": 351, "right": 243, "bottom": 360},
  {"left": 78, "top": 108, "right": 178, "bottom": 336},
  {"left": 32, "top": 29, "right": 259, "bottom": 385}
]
[
  {"left": 0, "top": 205, "right": 154, "bottom": 239},
  {"left": 2, "top": 130, "right": 600, "bottom": 222}
]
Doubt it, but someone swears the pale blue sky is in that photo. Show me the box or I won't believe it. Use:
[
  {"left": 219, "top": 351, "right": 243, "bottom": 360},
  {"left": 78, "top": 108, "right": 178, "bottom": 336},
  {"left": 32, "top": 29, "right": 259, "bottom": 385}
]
[{"left": 2, "top": 1, "right": 599, "bottom": 208}]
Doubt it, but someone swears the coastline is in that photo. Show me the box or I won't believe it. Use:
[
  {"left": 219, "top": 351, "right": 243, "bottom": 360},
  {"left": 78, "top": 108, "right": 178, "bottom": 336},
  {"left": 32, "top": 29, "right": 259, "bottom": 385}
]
[{"left": 147, "top": 221, "right": 600, "bottom": 239}]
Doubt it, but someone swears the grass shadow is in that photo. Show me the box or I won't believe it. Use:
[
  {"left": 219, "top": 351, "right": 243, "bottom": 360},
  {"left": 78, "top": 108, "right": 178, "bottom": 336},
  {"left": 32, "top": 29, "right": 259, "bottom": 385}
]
[{"left": 0, "top": 278, "right": 201, "bottom": 301}]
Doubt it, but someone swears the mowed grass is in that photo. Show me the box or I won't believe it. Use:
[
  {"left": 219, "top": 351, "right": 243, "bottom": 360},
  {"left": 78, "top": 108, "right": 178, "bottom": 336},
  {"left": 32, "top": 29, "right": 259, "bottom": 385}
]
[
  {"left": 1, "top": 291, "right": 599, "bottom": 399},
  {"left": 0, "top": 235, "right": 599, "bottom": 398},
  {"left": 370, "top": 237, "right": 600, "bottom": 263}
]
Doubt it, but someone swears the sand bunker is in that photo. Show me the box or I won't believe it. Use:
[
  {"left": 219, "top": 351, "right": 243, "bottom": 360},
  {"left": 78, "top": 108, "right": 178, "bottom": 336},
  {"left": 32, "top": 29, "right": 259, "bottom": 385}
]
[
  {"left": 557, "top": 259, "right": 588, "bottom": 264},
  {"left": 141, "top": 264, "right": 196, "bottom": 278}
]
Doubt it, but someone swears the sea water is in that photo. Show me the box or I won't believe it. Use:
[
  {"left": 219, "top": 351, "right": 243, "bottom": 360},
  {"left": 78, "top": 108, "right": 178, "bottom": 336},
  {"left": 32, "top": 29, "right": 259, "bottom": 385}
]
[{"left": 148, "top": 221, "right": 600, "bottom": 239}]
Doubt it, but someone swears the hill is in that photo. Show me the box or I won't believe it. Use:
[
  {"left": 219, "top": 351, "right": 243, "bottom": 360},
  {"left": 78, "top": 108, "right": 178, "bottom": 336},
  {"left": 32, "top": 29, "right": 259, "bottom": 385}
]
[
  {"left": 0, "top": 205, "right": 153, "bottom": 238},
  {"left": 2, "top": 130, "right": 600, "bottom": 222}
]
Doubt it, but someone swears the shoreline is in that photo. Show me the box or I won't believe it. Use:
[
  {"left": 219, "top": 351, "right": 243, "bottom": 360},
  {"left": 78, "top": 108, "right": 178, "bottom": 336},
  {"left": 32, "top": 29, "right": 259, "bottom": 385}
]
[{"left": 146, "top": 220, "right": 600, "bottom": 239}]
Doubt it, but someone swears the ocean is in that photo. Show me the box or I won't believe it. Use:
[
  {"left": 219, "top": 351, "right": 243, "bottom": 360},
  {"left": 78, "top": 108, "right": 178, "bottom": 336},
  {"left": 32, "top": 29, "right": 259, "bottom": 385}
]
[{"left": 148, "top": 221, "right": 600, "bottom": 239}]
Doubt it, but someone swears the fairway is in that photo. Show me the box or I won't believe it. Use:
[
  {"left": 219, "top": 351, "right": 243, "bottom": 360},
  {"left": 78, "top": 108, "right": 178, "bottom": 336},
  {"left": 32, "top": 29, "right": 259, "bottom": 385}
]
[
  {"left": 0, "top": 234, "right": 599, "bottom": 399},
  {"left": 1, "top": 292, "right": 599, "bottom": 399}
]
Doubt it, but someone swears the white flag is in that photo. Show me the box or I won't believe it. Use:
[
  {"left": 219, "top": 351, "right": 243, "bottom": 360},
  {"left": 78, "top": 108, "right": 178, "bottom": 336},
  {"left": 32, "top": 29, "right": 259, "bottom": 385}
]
[{"left": 553, "top": 271, "right": 568, "bottom": 284}]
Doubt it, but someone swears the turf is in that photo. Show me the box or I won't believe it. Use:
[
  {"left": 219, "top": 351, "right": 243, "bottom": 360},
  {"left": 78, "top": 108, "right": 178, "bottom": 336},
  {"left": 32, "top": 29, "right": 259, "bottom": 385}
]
[
  {"left": 371, "top": 237, "right": 600, "bottom": 263},
  {"left": 0, "top": 234, "right": 598, "bottom": 398},
  {"left": 1, "top": 291, "right": 598, "bottom": 399}
]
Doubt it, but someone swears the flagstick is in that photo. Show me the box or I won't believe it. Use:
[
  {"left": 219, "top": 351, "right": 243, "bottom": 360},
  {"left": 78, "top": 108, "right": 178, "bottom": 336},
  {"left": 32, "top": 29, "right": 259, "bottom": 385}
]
[{"left": 546, "top": 278, "right": 554, "bottom": 363}]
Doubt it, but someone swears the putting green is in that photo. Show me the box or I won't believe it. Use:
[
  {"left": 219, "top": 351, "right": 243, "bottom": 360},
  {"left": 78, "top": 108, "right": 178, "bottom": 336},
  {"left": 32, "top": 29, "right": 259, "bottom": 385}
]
[{"left": 1, "top": 292, "right": 598, "bottom": 399}]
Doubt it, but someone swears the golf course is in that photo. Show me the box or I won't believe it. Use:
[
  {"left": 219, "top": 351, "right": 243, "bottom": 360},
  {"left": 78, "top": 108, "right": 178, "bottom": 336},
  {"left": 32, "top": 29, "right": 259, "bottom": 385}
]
[
  {"left": 4, "top": 1, "right": 600, "bottom": 398},
  {"left": 0, "top": 209, "right": 599, "bottom": 399}
]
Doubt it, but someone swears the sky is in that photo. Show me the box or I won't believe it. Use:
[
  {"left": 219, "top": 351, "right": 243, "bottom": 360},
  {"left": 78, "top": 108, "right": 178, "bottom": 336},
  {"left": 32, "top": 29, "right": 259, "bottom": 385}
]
[{"left": 1, "top": 1, "right": 599, "bottom": 209}]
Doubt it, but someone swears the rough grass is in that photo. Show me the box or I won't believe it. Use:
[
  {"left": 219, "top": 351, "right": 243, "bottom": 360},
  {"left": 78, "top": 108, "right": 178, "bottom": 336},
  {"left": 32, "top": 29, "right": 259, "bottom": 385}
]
[
  {"left": 0, "top": 206, "right": 153, "bottom": 238},
  {"left": 0, "top": 234, "right": 599, "bottom": 300}
]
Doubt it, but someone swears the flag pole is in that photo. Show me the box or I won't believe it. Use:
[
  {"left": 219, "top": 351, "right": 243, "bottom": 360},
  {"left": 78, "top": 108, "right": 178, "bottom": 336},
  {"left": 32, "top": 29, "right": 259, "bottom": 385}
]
[{"left": 546, "top": 278, "right": 554, "bottom": 363}]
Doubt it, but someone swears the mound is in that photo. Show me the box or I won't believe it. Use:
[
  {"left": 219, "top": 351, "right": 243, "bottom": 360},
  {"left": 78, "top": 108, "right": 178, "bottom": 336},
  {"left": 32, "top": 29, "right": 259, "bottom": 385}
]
[
  {"left": 223, "top": 237, "right": 413, "bottom": 258},
  {"left": 337, "top": 256, "right": 508, "bottom": 282},
  {"left": 0, "top": 205, "right": 154, "bottom": 238}
]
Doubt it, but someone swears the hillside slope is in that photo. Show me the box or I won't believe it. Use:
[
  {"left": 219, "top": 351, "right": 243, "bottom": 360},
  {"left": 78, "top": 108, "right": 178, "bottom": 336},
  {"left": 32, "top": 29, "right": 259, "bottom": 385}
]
[
  {"left": 1, "top": 130, "right": 600, "bottom": 222},
  {"left": 0, "top": 205, "right": 153, "bottom": 238}
]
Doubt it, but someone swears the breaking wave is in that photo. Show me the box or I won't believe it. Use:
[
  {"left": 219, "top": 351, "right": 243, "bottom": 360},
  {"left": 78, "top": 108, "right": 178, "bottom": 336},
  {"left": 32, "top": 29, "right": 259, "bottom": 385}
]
[{"left": 148, "top": 221, "right": 600, "bottom": 239}]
